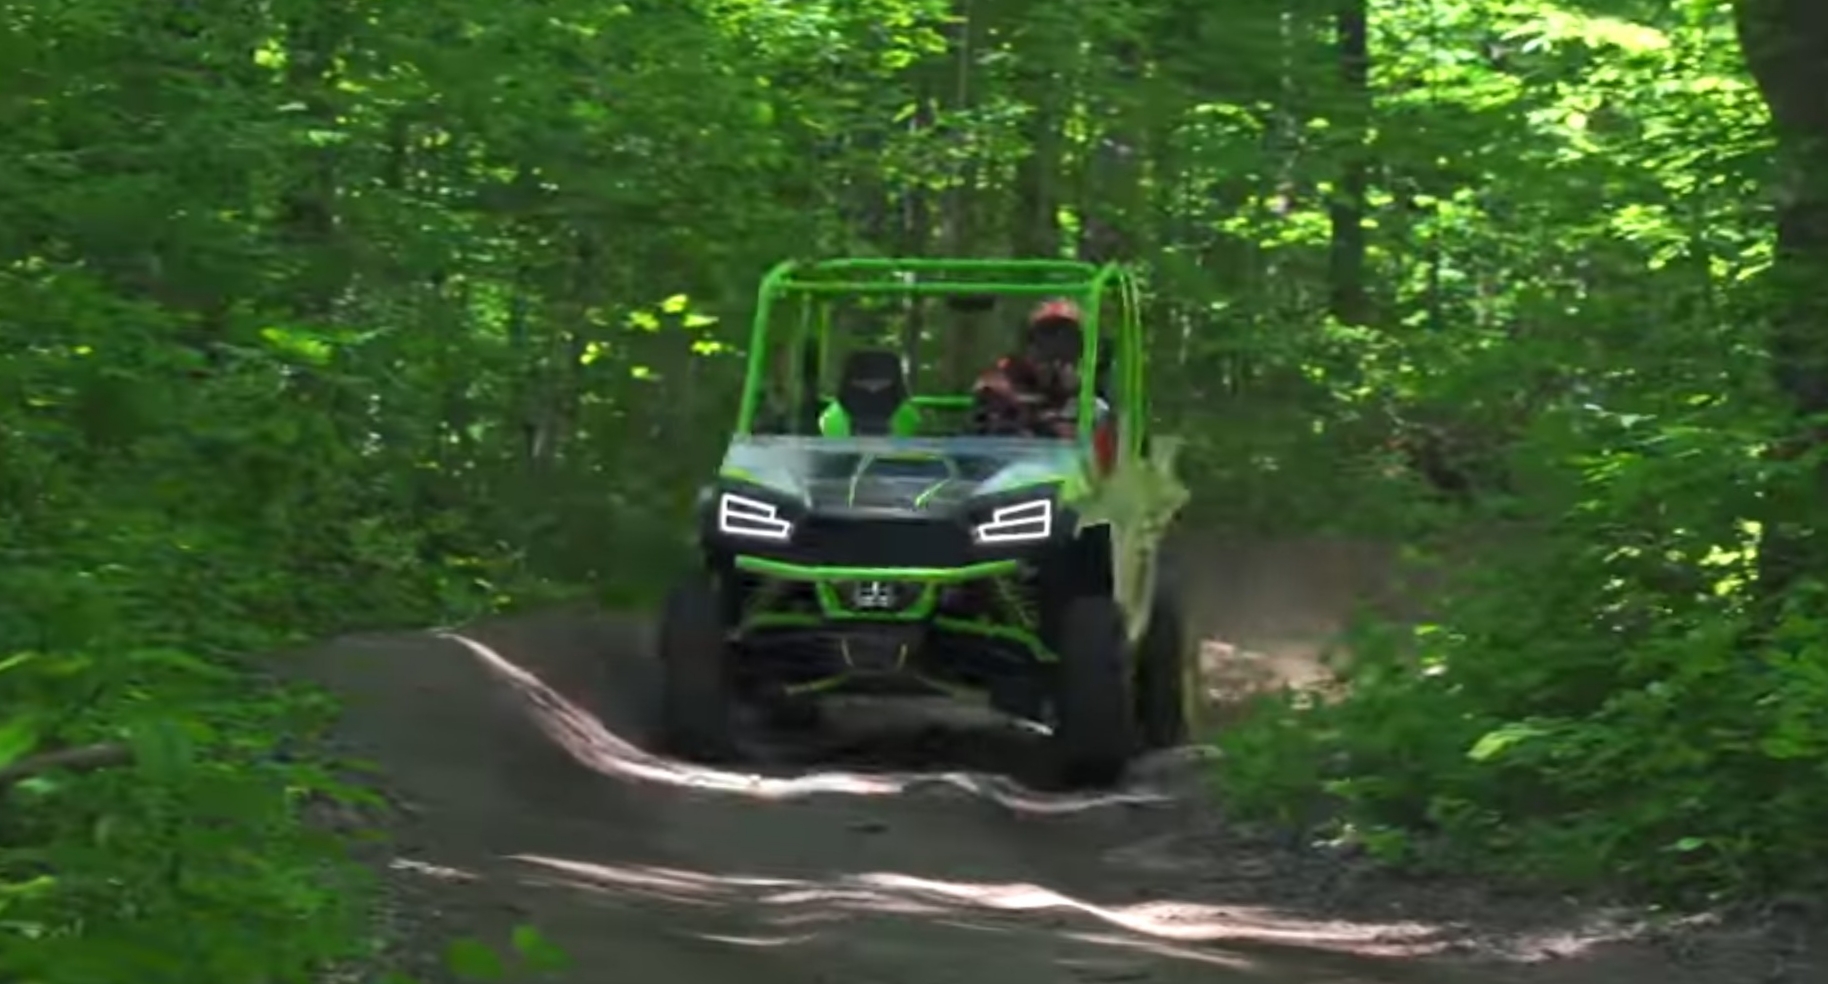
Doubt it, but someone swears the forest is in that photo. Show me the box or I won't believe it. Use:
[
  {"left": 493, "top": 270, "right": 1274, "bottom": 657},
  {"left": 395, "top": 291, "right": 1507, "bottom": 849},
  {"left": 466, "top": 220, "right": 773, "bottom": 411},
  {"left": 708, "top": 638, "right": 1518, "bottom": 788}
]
[{"left": 3, "top": 0, "right": 1827, "bottom": 980}]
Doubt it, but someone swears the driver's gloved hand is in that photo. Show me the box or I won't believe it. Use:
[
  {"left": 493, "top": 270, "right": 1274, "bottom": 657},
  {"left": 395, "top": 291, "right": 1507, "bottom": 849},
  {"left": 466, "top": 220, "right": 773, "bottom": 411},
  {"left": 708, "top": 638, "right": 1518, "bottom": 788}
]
[
  {"left": 971, "top": 393, "right": 1035, "bottom": 436},
  {"left": 971, "top": 407, "right": 1024, "bottom": 436}
]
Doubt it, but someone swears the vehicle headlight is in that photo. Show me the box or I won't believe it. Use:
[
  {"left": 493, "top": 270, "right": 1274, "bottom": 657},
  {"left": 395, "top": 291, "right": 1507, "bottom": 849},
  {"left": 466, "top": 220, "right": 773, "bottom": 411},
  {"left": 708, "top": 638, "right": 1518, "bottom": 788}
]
[
  {"left": 717, "top": 493, "right": 793, "bottom": 541},
  {"left": 972, "top": 498, "right": 1052, "bottom": 544}
]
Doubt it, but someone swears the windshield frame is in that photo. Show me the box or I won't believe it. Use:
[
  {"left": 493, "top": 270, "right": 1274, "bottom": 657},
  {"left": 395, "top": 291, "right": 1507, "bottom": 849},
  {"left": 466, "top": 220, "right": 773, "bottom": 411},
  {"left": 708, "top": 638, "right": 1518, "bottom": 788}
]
[{"left": 732, "top": 258, "right": 1140, "bottom": 445}]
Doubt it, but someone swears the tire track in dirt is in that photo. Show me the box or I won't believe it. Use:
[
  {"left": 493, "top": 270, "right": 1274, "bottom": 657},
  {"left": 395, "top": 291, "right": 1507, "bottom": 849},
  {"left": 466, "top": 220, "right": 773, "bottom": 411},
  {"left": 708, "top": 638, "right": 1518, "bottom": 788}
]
[
  {"left": 291, "top": 604, "right": 1467, "bottom": 983},
  {"left": 285, "top": 541, "right": 1820, "bottom": 984}
]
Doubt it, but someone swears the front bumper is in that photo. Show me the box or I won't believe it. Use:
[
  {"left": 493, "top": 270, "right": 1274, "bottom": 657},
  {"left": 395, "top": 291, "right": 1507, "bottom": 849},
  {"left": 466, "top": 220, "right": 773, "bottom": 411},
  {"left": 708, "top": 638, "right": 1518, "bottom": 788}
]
[
  {"left": 733, "top": 558, "right": 1018, "bottom": 626},
  {"left": 699, "top": 481, "right": 1076, "bottom": 571},
  {"left": 729, "top": 557, "right": 1051, "bottom": 664},
  {"left": 733, "top": 555, "right": 1020, "bottom": 583},
  {"left": 732, "top": 596, "right": 1051, "bottom": 706}
]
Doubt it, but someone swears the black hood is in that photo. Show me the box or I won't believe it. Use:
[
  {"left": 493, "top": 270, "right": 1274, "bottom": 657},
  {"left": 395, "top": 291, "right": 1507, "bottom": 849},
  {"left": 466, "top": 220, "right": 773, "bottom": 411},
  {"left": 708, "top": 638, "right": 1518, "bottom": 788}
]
[{"left": 717, "top": 435, "right": 1084, "bottom": 517}]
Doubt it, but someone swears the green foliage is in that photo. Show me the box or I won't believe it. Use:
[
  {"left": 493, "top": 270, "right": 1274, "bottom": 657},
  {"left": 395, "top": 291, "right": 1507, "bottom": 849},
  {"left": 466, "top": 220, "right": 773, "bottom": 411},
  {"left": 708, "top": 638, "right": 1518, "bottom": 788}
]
[
  {"left": 1, "top": 0, "right": 1823, "bottom": 969},
  {"left": 441, "top": 925, "right": 572, "bottom": 981},
  {"left": 0, "top": 648, "right": 376, "bottom": 982},
  {"left": 1207, "top": 0, "right": 1828, "bottom": 900},
  {"left": 1220, "top": 408, "right": 1828, "bottom": 896}
]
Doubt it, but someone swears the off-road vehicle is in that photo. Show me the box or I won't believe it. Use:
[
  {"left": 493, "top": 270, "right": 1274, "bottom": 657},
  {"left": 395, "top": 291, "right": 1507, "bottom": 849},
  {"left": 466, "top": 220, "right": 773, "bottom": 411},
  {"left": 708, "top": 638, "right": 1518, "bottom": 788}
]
[{"left": 656, "top": 257, "right": 1193, "bottom": 786}]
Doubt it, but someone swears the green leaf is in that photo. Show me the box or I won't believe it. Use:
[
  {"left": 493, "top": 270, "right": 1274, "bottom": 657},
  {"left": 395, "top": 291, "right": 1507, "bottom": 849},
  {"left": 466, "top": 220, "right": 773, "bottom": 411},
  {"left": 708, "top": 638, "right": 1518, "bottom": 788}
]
[
  {"left": 445, "top": 938, "right": 506, "bottom": 981},
  {"left": 0, "top": 716, "right": 42, "bottom": 772},
  {"left": 1466, "top": 722, "right": 1549, "bottom": 763},
  {"left": 511, "top": 923, "right": 571, "bottom": 972},
  {"left": 258, "top": 326, "right": 334, "bottom": 365},
  {"left": 0, "top": 874, "right": 57, "bottom": 902},
  {"left": 128, "top": 719, "right": 195, "bottom": 782},
  {"left": 127, "top": 647, "right": 235, "bottom": 680}
]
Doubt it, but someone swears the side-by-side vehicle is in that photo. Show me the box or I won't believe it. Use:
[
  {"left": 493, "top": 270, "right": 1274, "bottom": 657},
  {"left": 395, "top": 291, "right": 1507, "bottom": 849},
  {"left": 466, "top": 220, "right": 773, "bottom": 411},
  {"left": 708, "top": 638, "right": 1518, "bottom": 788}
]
[{"left": 655, "top": 257, "right": 1193, "bottom": 786}]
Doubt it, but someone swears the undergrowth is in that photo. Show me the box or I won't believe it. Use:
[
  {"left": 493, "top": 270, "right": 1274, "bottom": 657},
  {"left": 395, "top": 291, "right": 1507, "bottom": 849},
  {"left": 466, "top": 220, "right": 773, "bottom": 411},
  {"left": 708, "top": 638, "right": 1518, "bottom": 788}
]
[
  {"left": 0, "top": 322, "right": 595, "bottom": 982},
  {"left": 1212, "top": 402, "right": 1828, "bottom": 902}
]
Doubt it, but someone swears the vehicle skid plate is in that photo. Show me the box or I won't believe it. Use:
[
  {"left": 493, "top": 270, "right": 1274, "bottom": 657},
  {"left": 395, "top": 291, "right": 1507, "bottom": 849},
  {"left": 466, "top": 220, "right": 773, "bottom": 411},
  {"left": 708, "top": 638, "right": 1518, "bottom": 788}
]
[{"left": 836, "top": 630, "right": 916, "bottom": 673}]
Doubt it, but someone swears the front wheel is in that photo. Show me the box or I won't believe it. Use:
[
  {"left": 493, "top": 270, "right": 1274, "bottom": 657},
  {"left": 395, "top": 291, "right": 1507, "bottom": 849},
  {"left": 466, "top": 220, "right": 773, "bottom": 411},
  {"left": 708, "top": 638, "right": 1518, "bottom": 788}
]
[
  {"left": 656, "top": 573, "right": 736, "bottom": 762},
  {"left": 1052, "top": 596, "right": 1136, "bottom": 788},
  {"left": 1134, "top": 582, "right": 1191, "bottom": 750}
]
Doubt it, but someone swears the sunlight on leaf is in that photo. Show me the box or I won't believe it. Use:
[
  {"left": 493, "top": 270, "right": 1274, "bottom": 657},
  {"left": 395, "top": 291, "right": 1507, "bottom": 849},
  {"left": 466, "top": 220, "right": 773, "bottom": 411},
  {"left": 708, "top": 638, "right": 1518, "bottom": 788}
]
[
  {"left": 0, "top": 716, "right": 42, "bottom": 771},
  {"left": 259, "top": 326, "right": 334, "bottom": 365},
  {"left": 1467, "top": 722, "right": 1551, "bottom": 763}
]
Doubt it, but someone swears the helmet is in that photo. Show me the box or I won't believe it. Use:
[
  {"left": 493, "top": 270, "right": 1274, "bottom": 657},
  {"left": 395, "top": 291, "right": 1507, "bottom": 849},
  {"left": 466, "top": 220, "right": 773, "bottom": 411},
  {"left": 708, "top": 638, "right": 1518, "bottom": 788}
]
[
  {"left": 1020, "top": 299, "right": 1084, "bottom": 397},
  {"left": 1025, "top": 298, "right": 1083, "bottom": 366},
  {"left": 1029, "top": 298, "right": 1083, "bottom": 327}
]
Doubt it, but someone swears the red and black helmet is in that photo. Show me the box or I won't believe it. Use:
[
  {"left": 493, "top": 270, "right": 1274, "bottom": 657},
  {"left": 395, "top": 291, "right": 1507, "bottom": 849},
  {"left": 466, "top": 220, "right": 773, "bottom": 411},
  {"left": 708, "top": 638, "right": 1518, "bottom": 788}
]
[
  {"left": 1029, "top": 298, "right": 1083, "bottom": 328},
  {"left": 1025, "top": 298, "right": 1083, "bottom": 363}
]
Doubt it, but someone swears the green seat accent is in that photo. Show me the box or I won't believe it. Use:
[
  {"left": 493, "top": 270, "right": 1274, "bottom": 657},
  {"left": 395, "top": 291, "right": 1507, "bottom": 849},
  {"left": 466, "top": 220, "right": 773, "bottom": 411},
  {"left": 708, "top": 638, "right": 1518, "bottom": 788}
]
[{"left": 818, "top": 400, "right": 923, "bottom": 437}]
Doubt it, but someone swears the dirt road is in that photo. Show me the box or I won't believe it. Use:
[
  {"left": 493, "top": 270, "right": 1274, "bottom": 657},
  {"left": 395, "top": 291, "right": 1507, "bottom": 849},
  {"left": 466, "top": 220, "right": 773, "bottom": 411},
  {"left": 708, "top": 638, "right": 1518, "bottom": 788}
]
[{"left": 287, "top": 540, "right": 1820, "bottom": 984}]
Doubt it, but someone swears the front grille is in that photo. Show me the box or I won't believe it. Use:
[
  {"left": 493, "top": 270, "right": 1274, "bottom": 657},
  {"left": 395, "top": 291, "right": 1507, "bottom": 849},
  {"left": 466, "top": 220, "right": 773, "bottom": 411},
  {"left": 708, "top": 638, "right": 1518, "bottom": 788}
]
[
  {"left": 788, "top": 516, "right": 972, "bottom": 568},
  {"left": 832, "top": 579, "right": 924, "bottom": 613}
]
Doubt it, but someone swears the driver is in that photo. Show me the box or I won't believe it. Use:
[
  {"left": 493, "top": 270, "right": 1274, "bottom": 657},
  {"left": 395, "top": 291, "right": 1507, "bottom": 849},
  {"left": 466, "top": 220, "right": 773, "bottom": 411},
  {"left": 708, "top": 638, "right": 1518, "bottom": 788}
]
[{"left": 972, "top": 299, "right": 1118, "bottom": 470}]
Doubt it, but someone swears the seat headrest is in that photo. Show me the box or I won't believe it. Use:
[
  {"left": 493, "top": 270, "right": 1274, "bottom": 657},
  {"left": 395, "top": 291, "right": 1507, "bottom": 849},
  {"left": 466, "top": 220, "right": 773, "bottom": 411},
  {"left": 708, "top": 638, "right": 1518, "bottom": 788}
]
[{"left": 835, "top": 349, "right": 909, "bottom": 435}]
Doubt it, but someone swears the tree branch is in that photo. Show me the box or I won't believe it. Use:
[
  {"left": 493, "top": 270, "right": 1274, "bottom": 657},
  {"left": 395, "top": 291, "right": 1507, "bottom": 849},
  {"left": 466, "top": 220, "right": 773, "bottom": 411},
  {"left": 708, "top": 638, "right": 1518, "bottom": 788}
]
[{"left": 0, "top": 743, "right": 133, "bottom": 786}]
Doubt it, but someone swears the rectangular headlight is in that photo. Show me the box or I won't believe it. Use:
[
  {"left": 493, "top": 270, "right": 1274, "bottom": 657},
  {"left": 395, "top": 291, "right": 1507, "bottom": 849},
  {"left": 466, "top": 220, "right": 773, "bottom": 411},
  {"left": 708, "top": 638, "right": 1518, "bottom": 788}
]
[
  {"left": 717, "top": 493, "right": 793, "bottom": 541},
  {"left": 972, "top": 498, "right": 1051, "bottom": 544}
]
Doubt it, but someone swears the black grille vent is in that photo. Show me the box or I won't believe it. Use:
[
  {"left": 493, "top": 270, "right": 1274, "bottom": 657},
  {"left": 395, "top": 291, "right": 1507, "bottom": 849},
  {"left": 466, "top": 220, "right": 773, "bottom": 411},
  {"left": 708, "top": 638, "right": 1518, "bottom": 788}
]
[{"left": 790, "top": 516, "right": 971, "bottom": 567}]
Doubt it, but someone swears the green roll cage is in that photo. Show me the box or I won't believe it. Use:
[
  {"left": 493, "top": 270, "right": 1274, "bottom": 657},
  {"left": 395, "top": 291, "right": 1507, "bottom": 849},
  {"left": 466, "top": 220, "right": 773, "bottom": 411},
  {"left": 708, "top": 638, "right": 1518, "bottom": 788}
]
[{"left": 733, "top": 257, "right": 1149, "bottom": 456}]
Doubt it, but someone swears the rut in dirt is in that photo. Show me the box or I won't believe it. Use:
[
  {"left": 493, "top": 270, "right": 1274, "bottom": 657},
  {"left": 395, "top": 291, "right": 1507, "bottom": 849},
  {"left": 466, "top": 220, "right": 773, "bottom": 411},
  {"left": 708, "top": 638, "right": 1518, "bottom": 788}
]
[
  {"left": 291, "top": 597, "right": 1548, "bottom": 984},
  {"left": 274, "top": 577, "right": 1801, "bottom": 984}
]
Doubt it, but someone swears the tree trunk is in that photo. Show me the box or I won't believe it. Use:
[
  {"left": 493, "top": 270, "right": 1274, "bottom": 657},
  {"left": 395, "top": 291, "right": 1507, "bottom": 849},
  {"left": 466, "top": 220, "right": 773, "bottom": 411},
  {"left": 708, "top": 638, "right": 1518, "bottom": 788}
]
[{"left": 1733, "top": 0, "right": 1828, "bottom": 599}]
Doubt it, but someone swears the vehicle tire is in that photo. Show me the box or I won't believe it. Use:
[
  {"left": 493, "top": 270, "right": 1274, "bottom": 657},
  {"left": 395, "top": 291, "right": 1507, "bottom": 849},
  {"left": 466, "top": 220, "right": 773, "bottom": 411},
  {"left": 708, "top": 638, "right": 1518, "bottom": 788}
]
[
  {"left": 1134, "top": 581, "right": 1191, "bottom": 750},
  {"left": 657, "top": 574, "right": 736, "bottom": 762},
  {"left": 1052, "top": 595, "right": 1135, "bottom": 788}
]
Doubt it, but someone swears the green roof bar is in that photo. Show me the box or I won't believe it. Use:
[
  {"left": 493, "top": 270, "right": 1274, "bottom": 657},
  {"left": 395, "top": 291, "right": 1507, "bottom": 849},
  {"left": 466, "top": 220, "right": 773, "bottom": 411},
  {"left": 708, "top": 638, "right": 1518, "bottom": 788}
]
[
  {"left": 736, "top": 257, "right": 1126, "bottom": 435},
  {"left": 772, "top": 280, "right": 1091, "bottom": 296},
  {"left": 784, "top": 257, "right": 1100, "bottom": 274},
  {"left": 737, "top": 260, "right": 801, "bottom": 434},
  {"left": 776, "top": 258, "right": 1099, "bottom": 290}
]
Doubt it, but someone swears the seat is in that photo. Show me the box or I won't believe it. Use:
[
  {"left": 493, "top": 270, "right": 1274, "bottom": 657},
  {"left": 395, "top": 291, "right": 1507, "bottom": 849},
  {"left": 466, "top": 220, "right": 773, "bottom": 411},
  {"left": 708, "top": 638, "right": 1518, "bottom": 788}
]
[{"left": 821, "top": 349, "right": 913, "bottom": 436}]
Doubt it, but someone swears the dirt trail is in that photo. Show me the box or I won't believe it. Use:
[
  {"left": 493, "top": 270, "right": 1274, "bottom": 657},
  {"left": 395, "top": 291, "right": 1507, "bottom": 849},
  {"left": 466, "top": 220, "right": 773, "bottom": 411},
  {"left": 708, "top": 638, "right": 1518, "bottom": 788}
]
[{"left": 288, "top": 541, "right": 1819, "bottom": 984}]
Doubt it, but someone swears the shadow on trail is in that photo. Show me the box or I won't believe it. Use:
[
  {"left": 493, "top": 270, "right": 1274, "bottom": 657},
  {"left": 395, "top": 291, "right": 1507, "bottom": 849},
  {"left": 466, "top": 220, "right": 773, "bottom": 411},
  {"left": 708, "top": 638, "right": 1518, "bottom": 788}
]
[
  {"left": 297, "top": 592, "right": 1758, "bottom": 984},
  {"left": 295, "top": 608, "right": 1482, "bottom": 982},
  {"left": 433, "top": 629, "right": 1482, "bottom": 962}
]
